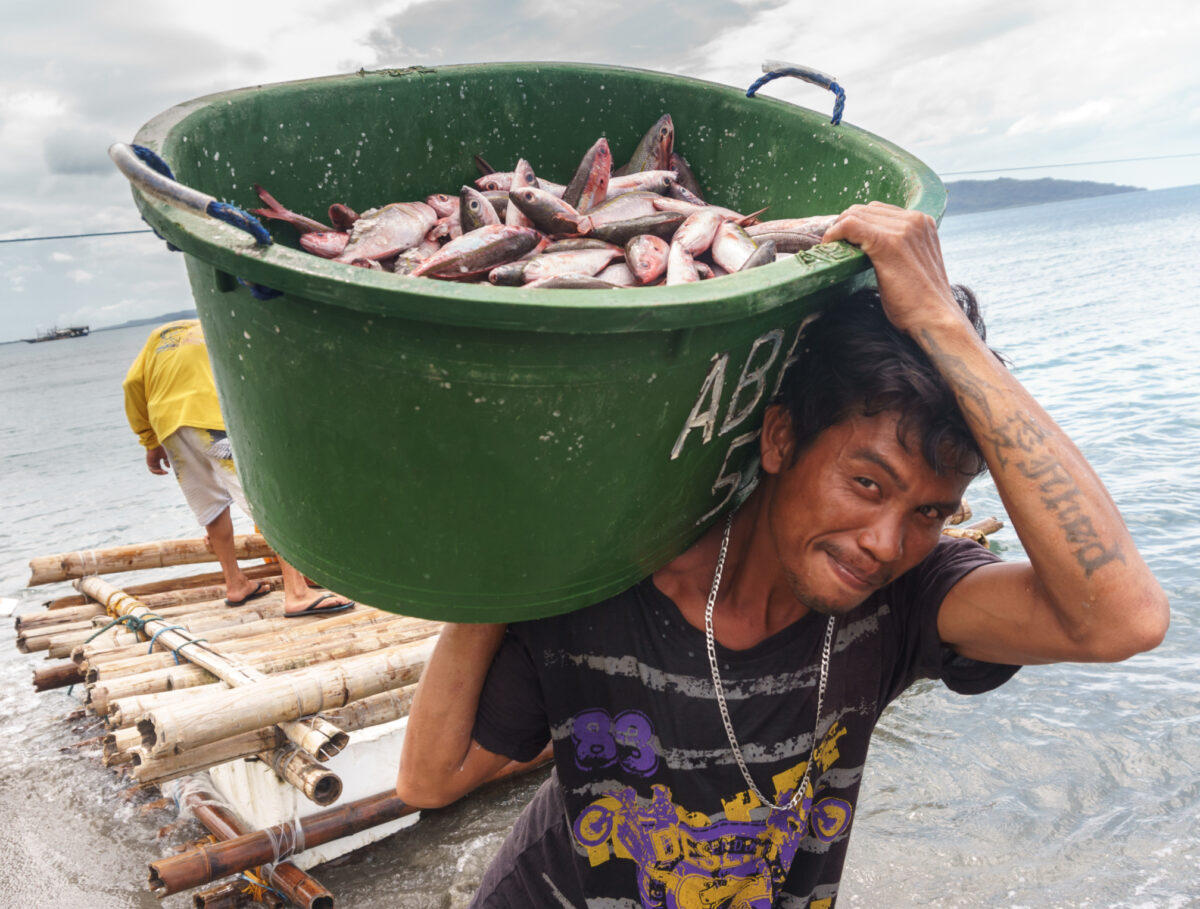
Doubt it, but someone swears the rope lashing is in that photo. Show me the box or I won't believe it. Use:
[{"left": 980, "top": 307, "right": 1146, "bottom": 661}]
[
  {"left": 145, "top": 623, "right": 189, "bottom": 653},
  {"left": 82, "top": 612, "right": 169, "bottom": 644},
  {"left": 745, "top": 61, "right": 846, "bottom": 126},
  {"left": 170, "top": 637, "right": 210, "bottom": 664}
]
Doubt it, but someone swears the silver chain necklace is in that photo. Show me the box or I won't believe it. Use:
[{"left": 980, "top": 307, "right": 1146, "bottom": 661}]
[{"left": 705, "top": 512, "right": 836, "bottom": 813}]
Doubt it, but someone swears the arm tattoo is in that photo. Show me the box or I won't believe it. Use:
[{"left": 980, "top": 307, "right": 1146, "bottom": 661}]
[{"left": 920, "top": 329, "right": 1125, "bottom": 578}]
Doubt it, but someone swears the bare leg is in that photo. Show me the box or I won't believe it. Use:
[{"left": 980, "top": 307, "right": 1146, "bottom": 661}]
[
  {"left": 205, "top": 507, "right": 266, "bottom": 604},
  {"left": 279, "top": 559, "right": 354, "bottom": 615}
]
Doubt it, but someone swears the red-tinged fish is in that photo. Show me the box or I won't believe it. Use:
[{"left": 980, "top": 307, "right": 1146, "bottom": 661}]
[
  {"left": 349, "top": 258, "right": 384, "bottom": 270},
  {"left": 509, "top": 186, "right": 592, "bottom": 236},
  {"left": 410, "top": 225, "right": 541, "bottom": 279},
  {"left": 650, "top": 197, "right": 748, "bottom": 221},
  {"left": 521, "top": 248, "right": 622, "bottom": 283},
  {"left": 607, "top": 170, "right": 677, "bottom": 197},
  {"left": 671, "top": 209, "right": 724, "bottom": 256},
  {"left": 460, "top": 185, "right": 502, "bottom": 232},
  {"left": 695, "top": 261, "right": 717, "bottom": 280},
  {"left": 488, "top": 261, "right": 528, "bottom": 286},
  {"left": 562, "top": 137, "right": 612, "bottom": 212},
  {"left": 624, "top": 234, "right": 670, "bottom": 284},
  {"left": 477, "top": 172, "right": 566, "bottom": 197},
  {"left": 711, "top": 220, "right": 760, "bottom": 272},
  {"left": 615, "top": 114, "right": 673, "bottom": 176},
  {"left": 523, "top": 273, "right": 622, "bottom": 289},
  {"left": 670, "top": 151, "right": 704, "bottom": 201},
  {"left": 328, "top": 203, "right": 359, "bottom": 230},
  {"left": 738, "top": 239, "right": 778, "bottom": 272},
  {"left": 251, "top": 184, "right": 331, "bottom": 233},
  {"left": 746, "top": 216, "right": 837, "bottom": 236},
  {"left": 474, "top": 154, "right": 495, "bottom": 175},
  {"left": 299, "top": 230, "right": 349, "bottom": 258},
  {"left": 425, "top": 193, "right": 458, "bottom": 219},
  {"left": 336, "top": 201, "right": 438, "bottom": 263},
  {"left": 584, "top": 191, "right": 662, "bottom": 226},
  {"left": 666, "top": 242, "right": 700, "bottom": 285},
  {"left": 596, "top": 262, "right": 638, "bottom": 286},
  {"left": 741, "top": 230, "right": 822, "bottom": 253},
  {"left": 394, "top": 238, "right": 441, "bottom": 276},
  {"left": 588, "top": 212, "right": 686, "bottom": 246},
  {"left": 506, "top": 159, "right": 540, "bottom": 229},
  {"left": 426, "top": 216, "right": 463, "bottom": 243}
]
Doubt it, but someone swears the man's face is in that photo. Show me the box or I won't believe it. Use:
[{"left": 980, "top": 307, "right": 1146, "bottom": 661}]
[{"left": 761, "top": 406, "right": 972, "bottom": 616}]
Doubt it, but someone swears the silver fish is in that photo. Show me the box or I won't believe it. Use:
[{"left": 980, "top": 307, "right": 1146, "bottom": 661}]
[{"left": 336, "top": 201, "right": 438, "bottom": 263}]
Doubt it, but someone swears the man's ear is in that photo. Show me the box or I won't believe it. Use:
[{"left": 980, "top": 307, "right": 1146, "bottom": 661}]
[{"left": 761, "top": 405, "right": 795, "bottom": 475}]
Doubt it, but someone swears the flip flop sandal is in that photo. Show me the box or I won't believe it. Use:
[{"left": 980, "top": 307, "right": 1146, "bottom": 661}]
[
  {"left": 284, "top": 593, "right": 355, "bottom": 618},
  {"left": 224, "top": 579, "right": 272, "bottom": 607}
]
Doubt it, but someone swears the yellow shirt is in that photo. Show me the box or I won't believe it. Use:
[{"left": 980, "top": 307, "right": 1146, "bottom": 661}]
[{"left": 123, "top": 320, "right": 226, "bottom": 449}]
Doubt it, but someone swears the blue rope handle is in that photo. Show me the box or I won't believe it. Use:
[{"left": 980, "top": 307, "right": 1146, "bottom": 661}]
[
  {"left": 746, "top": 61, "right": 846, "bottom": 126},
  {"left": 110, "top": 142, "right": 282, "bottom": 297}
]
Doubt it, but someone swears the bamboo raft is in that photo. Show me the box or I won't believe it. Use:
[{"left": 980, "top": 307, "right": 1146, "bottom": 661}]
[
  {"left": 14, "top": 509, "right": 1002, "bottom": 906},
  {"left": 16, "top": 532, "right": 553, "bottom": 908}
]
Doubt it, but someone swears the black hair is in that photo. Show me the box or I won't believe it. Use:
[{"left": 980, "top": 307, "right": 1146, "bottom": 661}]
[{"left": 773, "top": 285, "right": 997, "bottom": 477}]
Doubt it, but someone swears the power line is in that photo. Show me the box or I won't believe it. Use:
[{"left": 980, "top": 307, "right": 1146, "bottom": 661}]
[
  {"left": 0, "top": 229, "right": 154, "bottom": 244},
  {"left": 941, "top": 152, "right": 1199, "bottom": 176}
]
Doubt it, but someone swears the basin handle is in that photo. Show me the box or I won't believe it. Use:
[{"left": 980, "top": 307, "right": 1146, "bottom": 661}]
[
  {"left": 746, "top": 62, "right": 846, "bottom": 126},
  {"left": 108, "top": 143, "right": 273, "bottom": 246}
]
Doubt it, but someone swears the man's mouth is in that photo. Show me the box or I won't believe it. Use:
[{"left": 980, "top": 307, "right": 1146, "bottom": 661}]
[{"left": 824, "top": 547, "right": 889, "bottom": 591}]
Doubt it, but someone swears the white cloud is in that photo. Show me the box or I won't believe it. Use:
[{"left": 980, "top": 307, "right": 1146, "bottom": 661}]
[{"left": 68, "top": 269, "right": 95, "bottom": 284}]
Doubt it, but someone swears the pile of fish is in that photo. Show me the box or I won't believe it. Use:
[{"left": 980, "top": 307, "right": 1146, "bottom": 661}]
[{"left": 251, "top": 115, "right": 836, "bottom": 289}]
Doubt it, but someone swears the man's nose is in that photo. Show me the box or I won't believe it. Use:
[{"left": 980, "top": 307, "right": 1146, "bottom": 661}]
[{"left": 859, "top": 511, "right": 905, "bottom": 563}]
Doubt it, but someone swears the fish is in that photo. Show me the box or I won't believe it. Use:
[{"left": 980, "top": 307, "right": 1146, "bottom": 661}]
[
  {"left": 460, "top": 185, "right": 502, "bottom": 232},
  {"left": 746, "top": 216, "right": 837, "bottom": 236},
  {"left": 607, "top": 170, "right": 677, "bottom": 198},
  {"left": 670, "top": 209, "right": 725, "bottom": 256},
  {"left": 544, "top": 238, "right": 622, "bottom": 253},
  {"left": 584, "top": 191, "right": 663, "bottom": 226},
  {"left": 670, "top": 152, "right": 704, "bottom": 201},
  {"left": 508, "top": 186, "right": 592, "bottom": 236},
  {"left": 562, "top": 137, "right": 612, "bottom": 212},
  {"left": 523, "top": 273, "right": 623, "bottom": 290},
  {"left": 741, "top": 231, "right": 823, "bottom": 254},
  {"left": 251, "top": 184, "right": 332, "bottom": 233},
  {"left": 596, "top": 261, "right": 638, "bottom": 286},
  {"left": 299, "top": 230, "right": 350, "bottom": 259},
  {"left": 393, "top": 238, "right": 442, "bottom": 276},
  {"left": 505, "top": 159, "right": 540, "bottom": 229},
  {"left": 328, "top": 203, "right": 359, "bottom": 230},
  {"left": 738, "top": 239, "right": 778, "bottom": 272},
  {"left": 651, "top": 196, "right": 762, "bottom": 223},
  {"left": 410, "top": 225, "right": 541, "bottom": 280},
  {"left": 424, "top": 194, "right": 459, "bottom": 219},
  {"left": 477, "top": 172, "right": 566, "bottom": 197},
  {"left": 624, "top": 234, "right": 670, "bottom": 285},
  {"left": 587, "top": 212, "right": 685, "bottom": 246},
  {"left": 335, "top": 201, "right": 438, "bottom": 263},
  {"left": 615, "top": 114, "right": 673, "bottom": 176},
  {"left": 665, "top": 242, "right": 700, "bottom": 285},
  {"left": 488, "top": 261, "right": 528, "bottom": 286},
  {"left": 710, "top": 220, "right": 760, "bottom": 273},
  {"left": 521, "top": 248, "right": 622, "bottom": 284}
]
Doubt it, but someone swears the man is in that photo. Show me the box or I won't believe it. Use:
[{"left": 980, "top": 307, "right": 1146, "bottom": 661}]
[
  {"left": 124, "top": 319, "right": 354, "bottom": 617},
  {"left": 396, "top": 203, "right": 1168, "bottom": 907}
]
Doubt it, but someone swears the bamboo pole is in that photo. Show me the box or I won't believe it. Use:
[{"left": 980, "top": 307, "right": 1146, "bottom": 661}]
[
  {"left": 127, "top": 687, "right": 416, "bottom": 786},
  {"left": 149, "top": 749, "right": 554, "bottom": 897},
  {"left": 78, "top": 577, "right": 349, "bottom": 761},
  {"left": 261, "top": 745, "right": 343, "bottom": 805},
  {"left": 139, "top": 638, "right": 434, "bottom": 756},
  {"left": 88, "top": 614, "right": 435, "bottom": 684},
  {"left": 43, "top": 563, "right": 281, "bottom": 610},
  {"left": 32, "top": 660, "right": 84, "bottom": 691},
  {"left": 941, "top": 516, "right": 1004, "bottom": 544},
  {"left": 167, "top": 776, "right": 327, "bottom": 909},
  {"left": 91, "top": 622, "right": 438, "bottom": 716},
  {"left": 28, "top": 535, "right": 274, "bottom": 586}
]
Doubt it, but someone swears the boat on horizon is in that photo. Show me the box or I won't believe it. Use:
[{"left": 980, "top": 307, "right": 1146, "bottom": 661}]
[{"left": 23, "top": 325, "right": 90, "bottom": 343}]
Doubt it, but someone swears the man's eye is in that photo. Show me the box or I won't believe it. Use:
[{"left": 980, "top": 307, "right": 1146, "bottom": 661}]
[
  {"left": 854, "top": 477, "right": 878, "bottom": 490},
  {"left": 918, "top": 505, "right": 943, "bottom": 520}
]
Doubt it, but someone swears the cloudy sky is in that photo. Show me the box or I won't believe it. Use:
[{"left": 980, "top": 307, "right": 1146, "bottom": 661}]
[{"left": 1, "top": 0, "right": 1196, "bottom": 342}]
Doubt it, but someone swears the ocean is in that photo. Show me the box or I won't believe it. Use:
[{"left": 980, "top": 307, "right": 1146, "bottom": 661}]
[{"left": 1, "top": 184, "right": 1197, "bottom": 907}]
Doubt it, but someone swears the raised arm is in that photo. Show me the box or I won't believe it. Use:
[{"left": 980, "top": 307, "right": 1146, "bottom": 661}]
[
  {"left": 824, "top": 202, "right": 1169, "bottom": 665},
  {"left": 396, "top": 622, "right": 513, "bottom": 808}
]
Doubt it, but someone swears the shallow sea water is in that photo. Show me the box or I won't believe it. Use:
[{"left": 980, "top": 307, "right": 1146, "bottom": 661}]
[{"left": 1, "top": 185, "right": 1197, "bottom": 907}]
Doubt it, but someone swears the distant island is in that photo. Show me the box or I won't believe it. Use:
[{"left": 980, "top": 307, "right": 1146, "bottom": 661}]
[
  {"left": 943, "top": 177, "right": 1144, "bottom": 216},
  {"left": 92, "top": 309, "right": 199, "bottom": 333}
]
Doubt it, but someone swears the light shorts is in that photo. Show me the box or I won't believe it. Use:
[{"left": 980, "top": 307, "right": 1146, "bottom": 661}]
[{"left": 160, "top": 426, "right": 253, "bottom": 527}]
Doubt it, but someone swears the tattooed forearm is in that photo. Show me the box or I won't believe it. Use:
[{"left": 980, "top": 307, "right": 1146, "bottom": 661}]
[{"left": 919, "top": 328, "right": 1125, "bottom": 577}]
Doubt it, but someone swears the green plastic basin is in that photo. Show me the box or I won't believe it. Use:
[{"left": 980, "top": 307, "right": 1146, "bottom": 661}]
[{"left": 127, "top": 62, "right": 945, "bottom": 621}]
